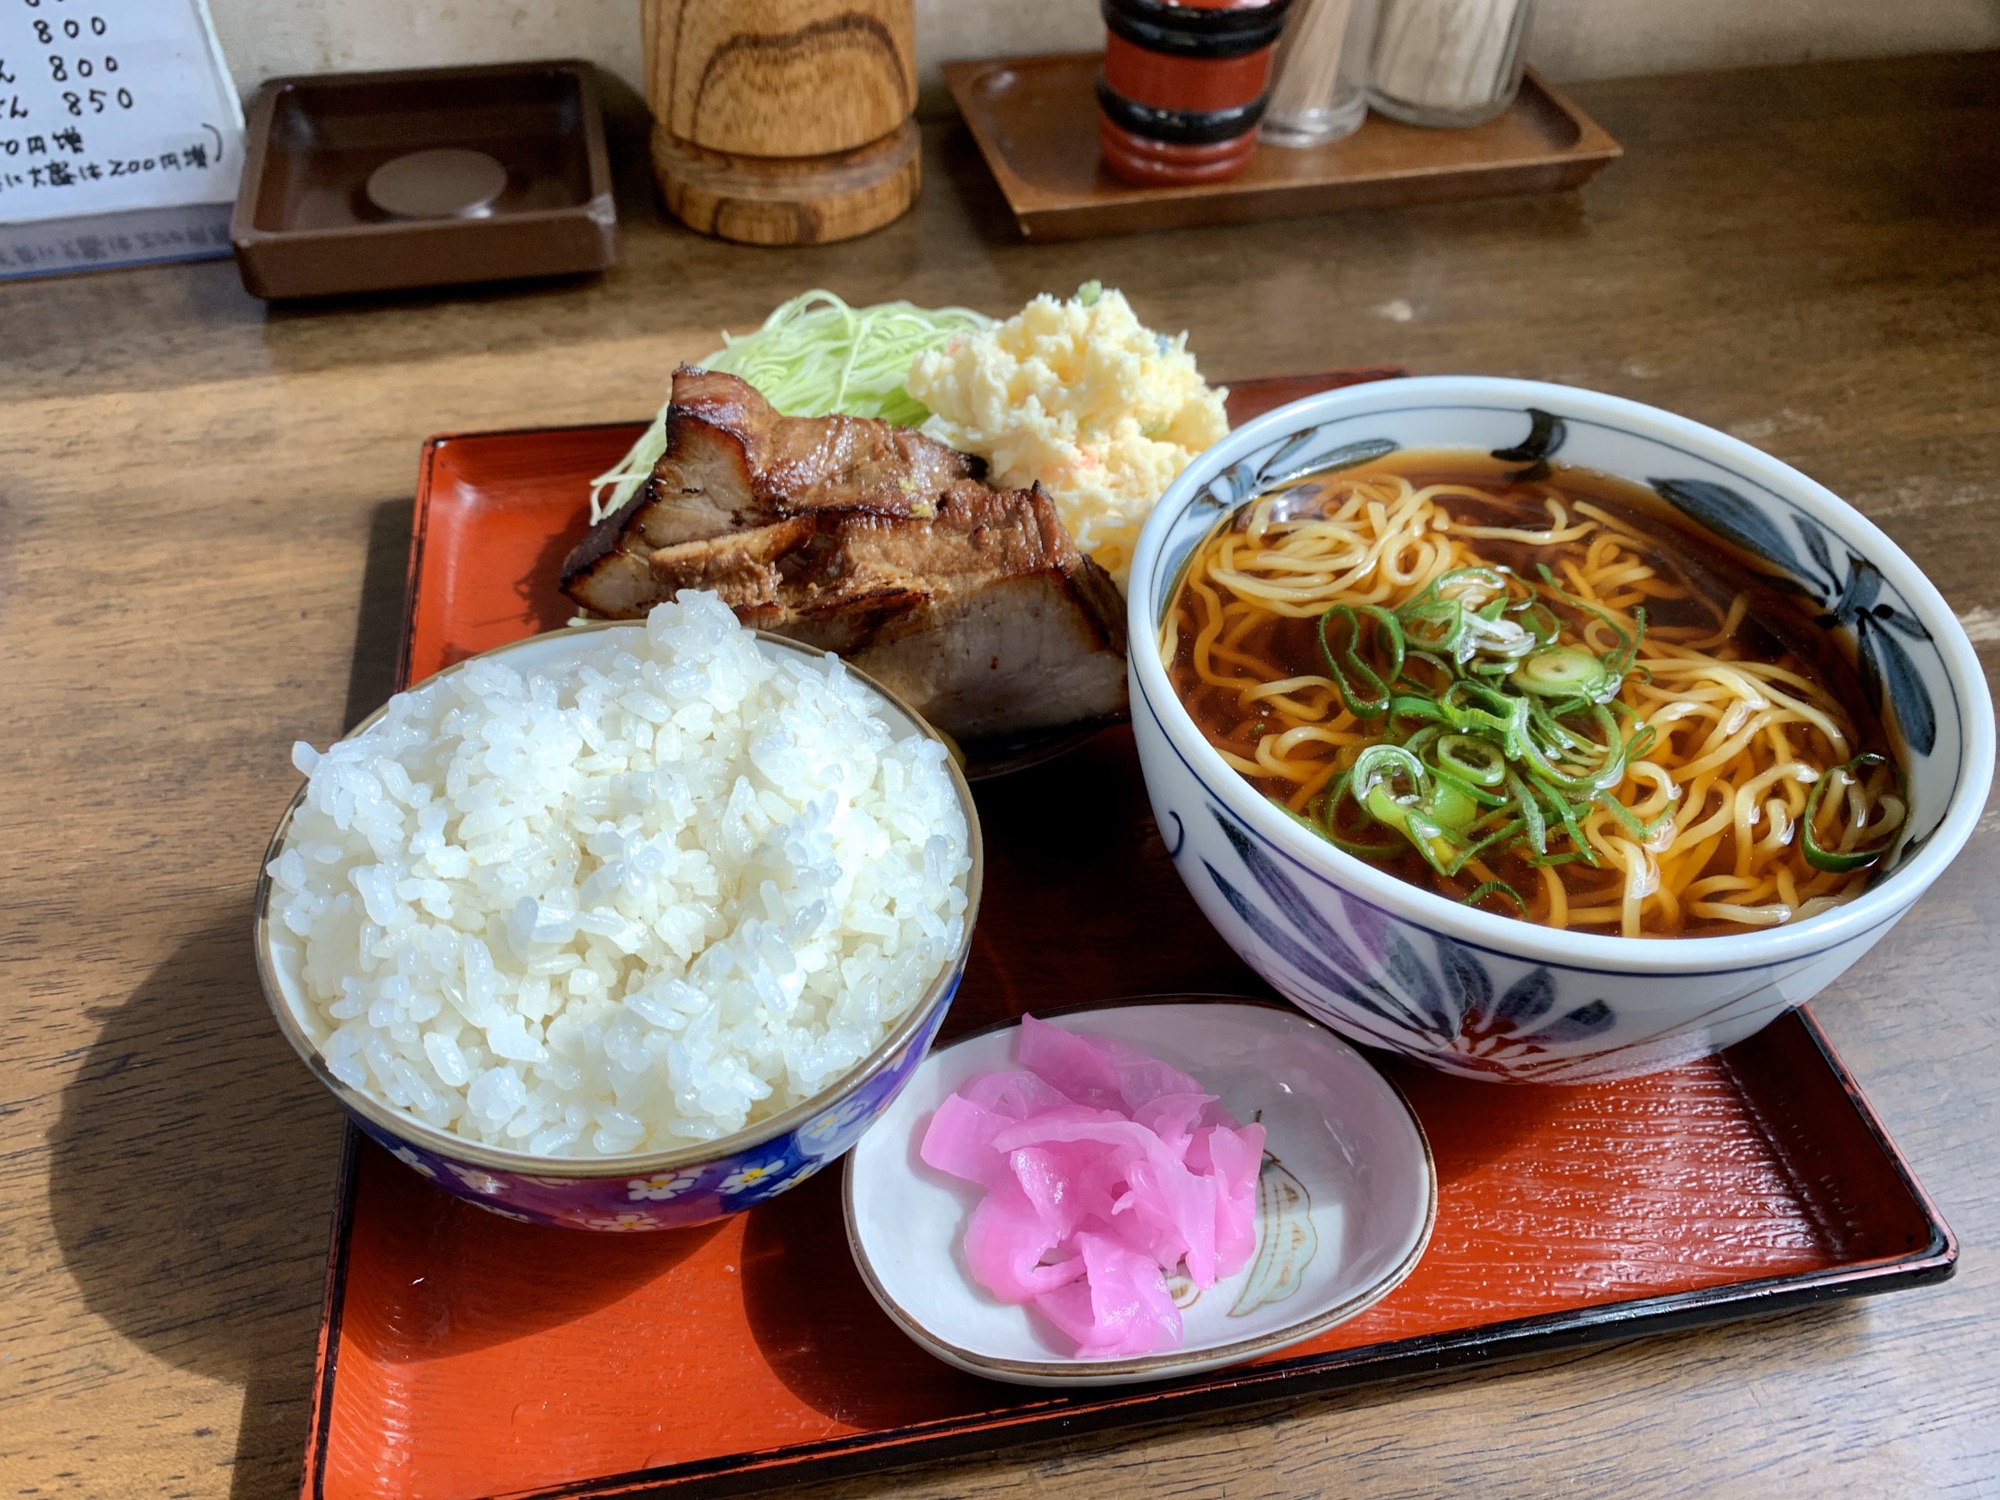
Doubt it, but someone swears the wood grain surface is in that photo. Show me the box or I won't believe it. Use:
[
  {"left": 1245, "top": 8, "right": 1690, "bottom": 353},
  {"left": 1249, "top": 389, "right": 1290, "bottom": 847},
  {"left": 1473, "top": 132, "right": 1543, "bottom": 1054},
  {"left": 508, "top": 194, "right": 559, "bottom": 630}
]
[
  {"left": 943, "top": 59, "right": 1621, "bottom": 241},
  {"left": 651, "top": 118, "right": 923, "bottom": 247},
  {"left": 1, "top": 51, "right": 1997, "bottom": 1500},
  {"left": 642, "top": 0, "right": 920, "bottom": 245},
  {"left": 642, "top": 0, "right": 917, "bottom": 157}
]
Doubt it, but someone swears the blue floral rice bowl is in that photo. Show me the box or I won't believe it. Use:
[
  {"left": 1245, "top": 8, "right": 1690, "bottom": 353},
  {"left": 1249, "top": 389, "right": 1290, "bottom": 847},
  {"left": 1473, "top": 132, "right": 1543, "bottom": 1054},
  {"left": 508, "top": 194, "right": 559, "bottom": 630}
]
[
  {"left": 281, "top": 989, "right": 960, "bottom": 1230},
  {"left": 255, "top": 624, "right": 982, "bottom": 1229},
  {"left": 1127, "top": 376, "right": 1993, "bottom": 1082}
]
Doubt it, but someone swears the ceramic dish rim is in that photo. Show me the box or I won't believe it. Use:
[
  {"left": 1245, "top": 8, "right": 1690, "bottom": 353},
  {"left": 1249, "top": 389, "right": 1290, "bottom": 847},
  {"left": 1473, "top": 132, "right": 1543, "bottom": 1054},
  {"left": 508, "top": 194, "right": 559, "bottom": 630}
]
[
  {"left": 1128, "top": 373, "right": 1997, "bottom": 976},
  {"left": 840, "top": 995, "right": 1439, "bottom": 1383},
  {"left": 252, "top": 619, "right": 985, "bottom": 1179}
]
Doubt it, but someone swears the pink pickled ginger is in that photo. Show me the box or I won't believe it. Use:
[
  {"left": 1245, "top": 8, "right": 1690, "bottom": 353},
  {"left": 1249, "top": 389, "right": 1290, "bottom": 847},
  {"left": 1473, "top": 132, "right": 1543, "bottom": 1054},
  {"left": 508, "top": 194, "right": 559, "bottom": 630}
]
[{"left": 919, "top": 1015, "right": 1265, "bottom": 1358}]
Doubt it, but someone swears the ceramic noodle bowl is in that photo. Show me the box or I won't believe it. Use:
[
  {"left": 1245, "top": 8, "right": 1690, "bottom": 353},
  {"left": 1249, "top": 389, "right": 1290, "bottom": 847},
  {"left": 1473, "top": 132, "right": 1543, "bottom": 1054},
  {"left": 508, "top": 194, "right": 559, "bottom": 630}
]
[
  {"left": 254, "top": 625, "right": 983, "bottom": 1228},
  {"left": 1127, "top": 376, "right": 1993, "bottom": 1082}
]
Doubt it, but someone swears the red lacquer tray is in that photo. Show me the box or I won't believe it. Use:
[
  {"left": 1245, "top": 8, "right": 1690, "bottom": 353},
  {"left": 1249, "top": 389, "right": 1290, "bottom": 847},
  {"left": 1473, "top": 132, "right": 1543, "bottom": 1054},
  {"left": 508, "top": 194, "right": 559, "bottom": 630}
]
[{"left": 305, "top": 373, "right": 1954, "bottom": 1500}]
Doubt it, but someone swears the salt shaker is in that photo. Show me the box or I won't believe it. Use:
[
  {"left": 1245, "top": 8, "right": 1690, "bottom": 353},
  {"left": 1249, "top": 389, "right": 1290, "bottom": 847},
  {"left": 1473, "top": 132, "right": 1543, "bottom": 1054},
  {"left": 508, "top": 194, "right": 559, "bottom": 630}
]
[
  {"left": 1262, "top": 0, "right": 1380, "bottom": 147},
  {"left": 1367, "top": 0, "right": 1534, "bottom": 128}
]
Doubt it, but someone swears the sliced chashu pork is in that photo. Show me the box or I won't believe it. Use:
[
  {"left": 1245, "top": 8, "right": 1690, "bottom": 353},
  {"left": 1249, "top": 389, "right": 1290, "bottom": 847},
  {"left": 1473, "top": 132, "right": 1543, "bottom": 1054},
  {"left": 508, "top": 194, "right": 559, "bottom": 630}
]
[{"left": 560, "top": 368, "right": 1129, "bottom": 742}]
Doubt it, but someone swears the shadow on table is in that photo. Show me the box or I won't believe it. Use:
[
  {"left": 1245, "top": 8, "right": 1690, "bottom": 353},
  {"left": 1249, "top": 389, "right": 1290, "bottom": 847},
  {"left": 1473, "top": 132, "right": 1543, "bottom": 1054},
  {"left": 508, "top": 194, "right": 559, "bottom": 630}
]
[
  {"left": 46, "top": 910, "right": 347, "bottom": 1500},
  {"left": 343, "top": 495, "right": 415, "bottom": 729},
  {"left": 41, "top": 480, "right": 419, "bottom": 1496},
  {"left": 344, "top": 1144, "right": 726, "bottom": 1364},
  {"left": 934, "top": 119, "right": 1025, "bottom": 249}
]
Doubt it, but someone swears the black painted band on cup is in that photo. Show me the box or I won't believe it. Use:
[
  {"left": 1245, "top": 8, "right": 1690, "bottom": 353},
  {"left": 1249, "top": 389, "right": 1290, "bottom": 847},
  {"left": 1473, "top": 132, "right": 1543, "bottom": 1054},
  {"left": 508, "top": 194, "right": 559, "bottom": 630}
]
[
  {"left": 1101, "top": 0, "right": 1294, "bottom": 59},
  {"left": 1095, "top": 76, "right": 1272, "bottom": 144}
]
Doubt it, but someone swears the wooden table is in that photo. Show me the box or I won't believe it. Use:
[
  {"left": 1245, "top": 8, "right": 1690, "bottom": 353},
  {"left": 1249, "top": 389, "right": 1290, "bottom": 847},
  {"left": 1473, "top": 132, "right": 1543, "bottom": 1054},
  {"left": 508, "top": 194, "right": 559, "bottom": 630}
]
[{"left": 3, "top": 51, "right": 1996, "bottom": 1500}]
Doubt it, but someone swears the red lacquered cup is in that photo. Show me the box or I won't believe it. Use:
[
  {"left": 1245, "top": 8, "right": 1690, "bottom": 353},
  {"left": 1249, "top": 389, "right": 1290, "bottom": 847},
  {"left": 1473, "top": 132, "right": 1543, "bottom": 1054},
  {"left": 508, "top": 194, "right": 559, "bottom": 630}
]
[{"left": 1097, "top": 0, "right": 1294, "bottom": 187}]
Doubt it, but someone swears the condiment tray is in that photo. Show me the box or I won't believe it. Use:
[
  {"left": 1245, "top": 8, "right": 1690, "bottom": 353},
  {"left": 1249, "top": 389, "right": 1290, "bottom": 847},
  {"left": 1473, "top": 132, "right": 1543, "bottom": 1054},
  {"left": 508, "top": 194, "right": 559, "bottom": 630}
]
[
  {"left": 231, "top": 61, "right": 616, "bottom": 299},
  {"left": 297, "top": 367, "right": 1952, "bottom": 1500},
  {"left": 943, "top": 56, "right": 1620, "bottom": 241},
  {"left": 846, "top": 1000, "right": 1436, "bottom": 1386}
]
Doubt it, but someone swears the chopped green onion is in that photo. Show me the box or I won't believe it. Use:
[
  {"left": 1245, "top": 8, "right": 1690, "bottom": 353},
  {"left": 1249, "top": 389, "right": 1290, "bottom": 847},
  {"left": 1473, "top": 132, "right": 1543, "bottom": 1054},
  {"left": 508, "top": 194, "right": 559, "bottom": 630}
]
[
  {"left": 1440, "top": 680, "right": 1529, "bottom": 751},
  {"left": 1429, "top": 765, "right": 1509, "bottom": 810},
  {"left": 1445, "top": 816, "right": 1528, "bottom": 875},
  {"left": 1801, "top": 753, "right": 1900, "bottom": 873},
  {"left": 1429, "top": 566, "right": 1510, "bottom": 603},
  {"left": 1363, "top": 785, "right": 1461, "bottom": 873},
  {"left": 1511, "top": 600, "right": 1562, "bottom": 645},
  {"left": 1540, "top": 786, "right": 1601, "bottom": 865},
  {"left": 1462, "top": 879, "right": 1529, "bottom": 915},
  {"left": 1401, "top": 728, "right": 1447, "bottom": 779},
  {"left": 1596, "top": 790, "right": 1671, "bottom": 843},
  {"left": 1401, "top": 599, "right": 1466, "bottom": 660},
  {"left": 1351, "top": 743, "right": 1427, "bottom": 799},
  {"left": 1388, "top": 694, "right": 1448, "bottom": 724},
  {"left": 1318, "top": 605, "right": 1402, "bottom": 718},
  {"left": 1527, "top": 699, "right": 1592, "bottom": 754},
  {"left": 1424, "top": 777, "right": 1483, "bottom": 833},
  {"left": 1536, "top": 565, "right": 1645, "bottom": 685},
  {"left": 1269, "top": 543, "right": 1673, "bottom": 897},
  {"left": 1512, "top": 646, "right": 1608, "bottom": 699},
  {"left": 1436, "top": 733, "right": 1507, "bottom": 787},
  {"left": 1317, "top": 776, "right": 1407, "bottom": 857},
  {"left": 1506, "top": 768, "right": 1547, "bottom": 854}
]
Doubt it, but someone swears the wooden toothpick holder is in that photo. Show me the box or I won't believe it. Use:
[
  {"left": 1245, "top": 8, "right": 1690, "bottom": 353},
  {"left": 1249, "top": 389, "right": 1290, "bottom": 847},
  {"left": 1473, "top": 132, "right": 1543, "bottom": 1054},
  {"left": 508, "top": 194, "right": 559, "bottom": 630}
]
[{"left": 642, "top": 0, "right": 920, "bottom": 246}]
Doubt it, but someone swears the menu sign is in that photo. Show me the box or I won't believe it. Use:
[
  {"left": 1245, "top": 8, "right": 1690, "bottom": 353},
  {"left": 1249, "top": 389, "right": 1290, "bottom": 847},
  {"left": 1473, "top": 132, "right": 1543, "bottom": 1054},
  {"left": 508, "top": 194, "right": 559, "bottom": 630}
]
[{"left": 0, "top": 0, "right": 242, "bottom": 225}]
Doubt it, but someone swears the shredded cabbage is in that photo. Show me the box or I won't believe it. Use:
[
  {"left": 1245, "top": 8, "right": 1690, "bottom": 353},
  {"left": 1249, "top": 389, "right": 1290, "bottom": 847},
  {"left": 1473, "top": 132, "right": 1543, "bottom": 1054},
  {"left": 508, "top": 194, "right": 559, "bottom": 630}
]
[{"left": 588, "top": 290, "right": 996, "bottom": 522}]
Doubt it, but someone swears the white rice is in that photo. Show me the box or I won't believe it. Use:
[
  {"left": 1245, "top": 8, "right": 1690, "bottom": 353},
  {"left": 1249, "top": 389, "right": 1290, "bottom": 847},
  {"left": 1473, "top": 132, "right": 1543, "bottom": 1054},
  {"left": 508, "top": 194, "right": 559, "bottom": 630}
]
[{"left": 266, "top": 592, "right": 972, "bottom": 1158}]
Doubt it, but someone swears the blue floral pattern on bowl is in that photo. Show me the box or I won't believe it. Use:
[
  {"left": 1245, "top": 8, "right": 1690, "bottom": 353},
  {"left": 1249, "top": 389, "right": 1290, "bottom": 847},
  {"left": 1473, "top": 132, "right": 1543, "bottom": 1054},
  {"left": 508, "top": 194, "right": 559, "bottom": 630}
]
[
  {"left": 342, "top": 972, "right": 960, "bottom": 1228},
  {"left": 1649, "top": 477, "right": 1940, "bottom": 763},
  {"left": 253, "top": 626, "right": 984, "bottom": 1230},
  {"left": 1201, "top": 806, "right": 1617, "bottom": 1078},
  {"left": 1128, "top": 376, "right": 1993, "bottom": 1082},
  {"left": 1144, "top": 765, "right": 1824, "bottom": 1081}
]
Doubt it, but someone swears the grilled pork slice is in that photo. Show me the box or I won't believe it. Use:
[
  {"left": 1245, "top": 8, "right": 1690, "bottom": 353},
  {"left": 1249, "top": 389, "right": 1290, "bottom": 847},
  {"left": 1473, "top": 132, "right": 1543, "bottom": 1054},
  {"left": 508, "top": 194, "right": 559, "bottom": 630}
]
[{"left": 560, "top": 368, "right": 1129, "bottom": 741}]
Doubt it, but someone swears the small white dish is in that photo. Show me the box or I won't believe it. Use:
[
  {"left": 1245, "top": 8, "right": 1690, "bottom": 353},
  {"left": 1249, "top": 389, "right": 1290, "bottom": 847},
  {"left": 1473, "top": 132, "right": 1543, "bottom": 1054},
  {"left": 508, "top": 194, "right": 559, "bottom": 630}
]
[{"left": 843, "top": 999, "right": 1436, "bottom": 1386}]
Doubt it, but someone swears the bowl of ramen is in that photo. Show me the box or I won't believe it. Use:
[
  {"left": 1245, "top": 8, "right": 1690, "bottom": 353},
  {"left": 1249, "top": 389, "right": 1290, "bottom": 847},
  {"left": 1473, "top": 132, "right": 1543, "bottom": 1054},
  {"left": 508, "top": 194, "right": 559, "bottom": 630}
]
[{"left": 1128, "top": 376, "right": 1993, "bottom": 1081}]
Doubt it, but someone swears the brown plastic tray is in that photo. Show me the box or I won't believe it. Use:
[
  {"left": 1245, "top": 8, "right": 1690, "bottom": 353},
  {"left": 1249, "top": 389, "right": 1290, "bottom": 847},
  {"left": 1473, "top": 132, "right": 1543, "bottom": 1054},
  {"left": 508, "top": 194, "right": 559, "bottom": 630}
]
[
  {"left": 943, "top": 55, "right": 1620, "bottom": 241},
  {"left": 231, "top": 61, "right": 616, "bottom": 299},
  {"left": 294, "top": 370, "right": 1952, "bottom": 1498}
]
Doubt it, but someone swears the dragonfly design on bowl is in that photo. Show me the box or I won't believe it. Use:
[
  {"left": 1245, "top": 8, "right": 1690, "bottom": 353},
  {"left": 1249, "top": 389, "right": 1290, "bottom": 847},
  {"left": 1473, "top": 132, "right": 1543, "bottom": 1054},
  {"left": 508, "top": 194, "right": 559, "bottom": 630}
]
[
  {"left": 1201, "top": 807, "right": 1617, "bottom": 1079},
  {"left": 1648, "top": 475, "right": 1938, "bottom": 758}
]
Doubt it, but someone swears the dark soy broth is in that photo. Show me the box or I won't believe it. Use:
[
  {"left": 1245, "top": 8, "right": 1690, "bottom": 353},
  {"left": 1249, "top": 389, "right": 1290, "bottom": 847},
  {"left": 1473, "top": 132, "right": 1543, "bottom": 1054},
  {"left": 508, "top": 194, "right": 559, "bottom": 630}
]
[{"left": 1166, "top": 451, "right": 1900, "bottom": 938}]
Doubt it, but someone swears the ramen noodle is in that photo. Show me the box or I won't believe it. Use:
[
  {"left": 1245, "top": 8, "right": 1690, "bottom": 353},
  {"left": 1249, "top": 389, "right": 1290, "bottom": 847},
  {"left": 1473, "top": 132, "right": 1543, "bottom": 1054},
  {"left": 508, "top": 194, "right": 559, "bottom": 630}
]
[{"left": 1164, "top": 452, "right": 1905, "bottom": 938}]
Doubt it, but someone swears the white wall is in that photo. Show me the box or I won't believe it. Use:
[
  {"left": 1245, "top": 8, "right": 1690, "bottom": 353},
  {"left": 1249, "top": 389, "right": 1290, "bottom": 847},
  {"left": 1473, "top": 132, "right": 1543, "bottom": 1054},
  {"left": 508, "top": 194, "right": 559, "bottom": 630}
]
[
  {"left": 206, "top": 1, "right": 648, "bottom": 99},
  {"left": 1527, "top": 0, "right": 2000, "bottom": 79},
  {"left": 205, "top": 0, "right": 2000, "bottom": 104}
]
